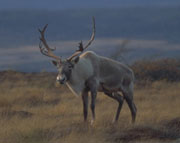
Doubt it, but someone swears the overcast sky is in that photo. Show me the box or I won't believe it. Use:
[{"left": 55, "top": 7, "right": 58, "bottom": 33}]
[{"left": 0, "top": 0, "right": 180, "bottom": 10}]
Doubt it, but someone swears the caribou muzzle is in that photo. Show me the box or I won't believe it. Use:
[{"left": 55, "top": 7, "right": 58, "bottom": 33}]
[{"left": 57, "top": 75, "right": 67, "bottom": 84}]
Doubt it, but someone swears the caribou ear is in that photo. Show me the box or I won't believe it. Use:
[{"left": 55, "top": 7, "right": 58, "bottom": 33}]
[{"left": 52, "top": 60, "right": 58, "bottom": 66}]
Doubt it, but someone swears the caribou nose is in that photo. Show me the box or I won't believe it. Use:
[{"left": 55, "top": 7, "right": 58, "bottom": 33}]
[{"left": 56, "top": 76, "right": 60, "bottom": 82}]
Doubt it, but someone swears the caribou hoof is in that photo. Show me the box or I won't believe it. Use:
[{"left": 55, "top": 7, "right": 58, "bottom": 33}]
[
  {"left": 90, "top": 119, "right": 95, "bottom": 125},
  {"left": 112, "top": 119, "right": 118, "bottom": 124}
]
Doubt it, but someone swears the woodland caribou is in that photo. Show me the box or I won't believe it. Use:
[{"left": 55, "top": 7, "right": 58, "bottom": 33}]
[{"left": 38, "top": 17, "right": 137, "bottom": 124}]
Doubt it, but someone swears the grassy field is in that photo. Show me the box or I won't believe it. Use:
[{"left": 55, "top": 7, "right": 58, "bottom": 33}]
[{"left": 0, "top": 71, "right": 180, "bottom": 143}]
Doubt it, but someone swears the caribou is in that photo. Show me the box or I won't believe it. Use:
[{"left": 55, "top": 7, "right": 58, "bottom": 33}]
[{"left": 38, "top": 17, "right": 137, "bottom": 124}]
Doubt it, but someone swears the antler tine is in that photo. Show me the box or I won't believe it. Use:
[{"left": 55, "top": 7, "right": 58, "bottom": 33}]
[
  {"left": 83, "top": 16, "right": 96, "bottom": 50},
  {"left": 39, "top": 41, "right": 50, "bottom": 57},
  {"left": 67, "top": 17, "right": 96, "bottom": 61},
  {"left": 38, "top": 24, "right": 61, "bottom": 61}
]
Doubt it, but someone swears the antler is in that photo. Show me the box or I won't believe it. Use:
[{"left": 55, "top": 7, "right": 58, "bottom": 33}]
[
  {"left": 67, "top": 17, "right": 96, "bottom": 61},
  {"left": 38, "top": 24, "right": 61, "bottom": 61}
]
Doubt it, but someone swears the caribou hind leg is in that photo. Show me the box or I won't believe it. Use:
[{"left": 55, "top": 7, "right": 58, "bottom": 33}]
[
  {"left": 104, "top": 91, "right": 124, "bottom": 123},
  {"left": 113, "top": 92, "right": 124, "bottom": 122},
  {"left": 122, "top": 89, "right": 137, "bottom": 123}
]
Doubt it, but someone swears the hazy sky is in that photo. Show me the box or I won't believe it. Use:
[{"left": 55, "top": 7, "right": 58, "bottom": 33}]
[
  {"left": 0, "top": 0, "right": 180, "bottom": 71},
  {"left": 0, "top": 0, "right": 180, "bottom": 10}
]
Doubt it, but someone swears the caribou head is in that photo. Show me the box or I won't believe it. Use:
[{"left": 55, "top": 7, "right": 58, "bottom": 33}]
[{"left": 38, "top": 17, "right": 95, "bottom": 84}]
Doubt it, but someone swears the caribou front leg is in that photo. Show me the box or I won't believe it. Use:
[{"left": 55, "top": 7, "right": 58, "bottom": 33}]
[
  {"left": 86, "top": 78, "right": 97, "bottom": 125},
  {"left": 81, "top": 90, "right": 88, "bottom": 122},
  {"left": 90, "top": 89, "right": 97, "bottom": 125}
]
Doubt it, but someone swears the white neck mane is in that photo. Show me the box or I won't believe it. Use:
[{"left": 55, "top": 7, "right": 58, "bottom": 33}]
[{"left": 66, "top": 58, "right": 93, "bottom": 96}]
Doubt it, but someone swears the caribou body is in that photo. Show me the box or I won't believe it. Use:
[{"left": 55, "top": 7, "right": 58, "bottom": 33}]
[{"left": 38, "top": 17, "right": 137, "bottom": 124}]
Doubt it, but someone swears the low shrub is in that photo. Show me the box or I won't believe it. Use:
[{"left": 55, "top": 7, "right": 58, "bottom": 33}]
[{"left": 131, "top": 58, "right": 180, "bottom": 81}]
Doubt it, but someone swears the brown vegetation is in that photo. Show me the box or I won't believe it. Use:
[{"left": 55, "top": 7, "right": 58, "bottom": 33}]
[
  {"left": 132, "top": 58, "right": 180, "bottom": 82},
  {"left": 0, "top": 67, "right": 180, "bottom": 143}
]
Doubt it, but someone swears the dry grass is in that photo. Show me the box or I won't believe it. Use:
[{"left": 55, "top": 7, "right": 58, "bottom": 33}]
[{"left": 0, "top": 71, "right": 180, "bottom": 143}]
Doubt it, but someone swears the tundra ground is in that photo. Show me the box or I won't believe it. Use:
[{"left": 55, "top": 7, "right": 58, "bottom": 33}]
[{"left": 0, "top": 71, "right": 180, "bottom": 143}]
